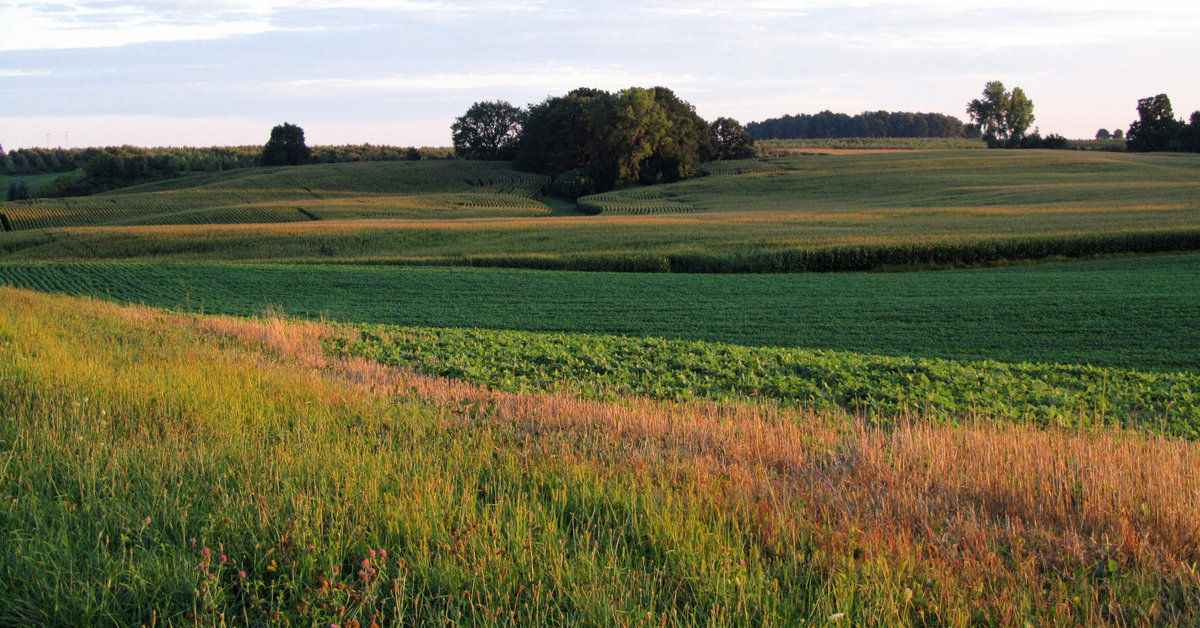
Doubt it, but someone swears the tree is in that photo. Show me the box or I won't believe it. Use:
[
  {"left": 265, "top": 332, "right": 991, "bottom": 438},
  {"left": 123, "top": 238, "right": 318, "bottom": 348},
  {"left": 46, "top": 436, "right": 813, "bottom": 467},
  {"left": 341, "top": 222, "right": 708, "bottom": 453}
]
[
  {"left": 966, "top": 81, "right": 1008, "bottom": 141},
  {"left": 261, "top": 122, "right": 311, "bottom": 166},
  {"left": 638, "top": 86, "right": 715, "bottom": 184},
  {"left": 711, "top": 117, "right": 756, "bottom": 160},
  {"left": 1095, "top": 128, "right": 1111, "bottom": 140},
  {"left": 451, "top": 101, "right": 524, "bottom": 160},
  {"left": 966, "top": 81, "right": 1035, "bottom": 146},
  {"left": 1126, "top": 94, "right": 1184, "bottom": 152},
  {"left": 511, "top": 86, "right": 720, "bottom": 197},
  {"left": 515, "top": 88, "right": 611, "bottom": 195},
  {"left": 1112, "top": 128, "right": 1124, "bottom": 140},
  {"left": 7, "top": 180, "right": 30, "bottom": 201},
  {"left": 1185, "top": 111, "right": 1200, "bottom": 152}
]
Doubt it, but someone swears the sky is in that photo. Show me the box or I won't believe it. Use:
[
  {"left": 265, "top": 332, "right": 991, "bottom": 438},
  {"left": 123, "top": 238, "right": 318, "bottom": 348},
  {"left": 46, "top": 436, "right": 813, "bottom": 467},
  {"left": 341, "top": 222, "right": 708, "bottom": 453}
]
[{"left": 1, "top": 1, "right": 1198, "bottom": 150}]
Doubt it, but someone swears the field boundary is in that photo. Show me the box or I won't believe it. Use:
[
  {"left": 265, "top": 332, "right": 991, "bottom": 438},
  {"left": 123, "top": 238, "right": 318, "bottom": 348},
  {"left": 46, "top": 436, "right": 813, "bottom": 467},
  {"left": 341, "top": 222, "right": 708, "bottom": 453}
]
[{"left": 325, "top": 228, "right": 1200, "bottom": 273}]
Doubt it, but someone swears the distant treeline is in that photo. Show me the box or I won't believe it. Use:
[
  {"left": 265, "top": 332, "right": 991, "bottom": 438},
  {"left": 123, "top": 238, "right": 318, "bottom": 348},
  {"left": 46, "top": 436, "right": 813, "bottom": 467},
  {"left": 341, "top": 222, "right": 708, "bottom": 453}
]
[
  {"left": 0, "top": 144, "right": 452, "bottom": 198},
  {"left": 1, "top": 144, "right": 451, "bottom": 176},
  {"left": 746, "top": 111, "right": 972, "bottom": 140}
]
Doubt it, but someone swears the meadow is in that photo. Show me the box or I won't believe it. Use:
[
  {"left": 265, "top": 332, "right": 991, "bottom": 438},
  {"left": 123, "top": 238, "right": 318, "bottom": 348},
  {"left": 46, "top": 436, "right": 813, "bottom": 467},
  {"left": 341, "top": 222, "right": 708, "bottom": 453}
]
[{"left": 3, "top": 287, "right": 1199, "bottom": 626}]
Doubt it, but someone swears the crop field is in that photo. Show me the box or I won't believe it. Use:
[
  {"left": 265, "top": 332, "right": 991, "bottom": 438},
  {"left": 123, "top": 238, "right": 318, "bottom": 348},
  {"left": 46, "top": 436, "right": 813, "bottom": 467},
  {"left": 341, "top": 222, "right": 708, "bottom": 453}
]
[
  {"left": 577, "top": 187, "right": 696, "bottom": 215},
  {"left": 0, "top": 160, "right": 551, "bottom": 230},
  {"left": 0, "top": 253, "right": 1196, "bottom": 372},
  {"left": 3, "top": 287, "right": 1199, "bottom": 625},
  {"left": 3, "top": 147, "right": 1200, "bottom": 624},
  {"left": 333, "top": 323, "right": 1200, "bottom": 437},
  {"left": 2, "top": 151, "right": 1196, "bottom": 272}
]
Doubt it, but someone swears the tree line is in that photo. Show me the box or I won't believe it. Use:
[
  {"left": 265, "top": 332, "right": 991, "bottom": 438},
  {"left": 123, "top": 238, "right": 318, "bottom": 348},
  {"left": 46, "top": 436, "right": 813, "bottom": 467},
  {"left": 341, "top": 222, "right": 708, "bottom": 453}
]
[
  {"left": 2, "top": 140, "right": 448, "bottom": 199},
  {"left": 1, "top": 143, "right": 444, "bottom": 177},
  {"left": 452, "top": 87, "right": 755, "bottom": 198},
  {"left": 745, "top": 110, "right": 968, "bottom": 141}
]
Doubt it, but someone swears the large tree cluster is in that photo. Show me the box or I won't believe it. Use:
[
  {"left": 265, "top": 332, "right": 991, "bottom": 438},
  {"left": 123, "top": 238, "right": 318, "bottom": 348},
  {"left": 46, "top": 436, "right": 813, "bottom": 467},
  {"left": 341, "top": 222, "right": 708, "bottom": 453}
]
[
  {"left": 1125, "top": 94, "right": 1200, "bottom": 153},
  {"left": 452, "top": 87, "right": 754, "bottom": 198}
]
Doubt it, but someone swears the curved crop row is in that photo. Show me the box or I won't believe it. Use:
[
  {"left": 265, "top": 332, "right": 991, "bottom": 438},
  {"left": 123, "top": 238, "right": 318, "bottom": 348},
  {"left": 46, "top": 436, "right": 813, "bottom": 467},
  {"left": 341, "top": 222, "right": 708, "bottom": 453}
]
[
  {"left": 452, "top": 193, "right": 548, "bottom": 210},
  {"left": 700, "top": 159, "right": 782, "bottom": 176},
  {"left": 577, "top": 188, "right": 695, "bottom": 215}
]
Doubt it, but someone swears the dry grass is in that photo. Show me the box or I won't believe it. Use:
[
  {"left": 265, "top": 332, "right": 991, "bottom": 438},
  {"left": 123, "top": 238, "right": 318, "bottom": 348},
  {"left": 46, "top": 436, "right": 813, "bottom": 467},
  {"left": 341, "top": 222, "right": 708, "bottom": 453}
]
[{"left": 195, "top": 312, "right": 1200, "bottom": 624}]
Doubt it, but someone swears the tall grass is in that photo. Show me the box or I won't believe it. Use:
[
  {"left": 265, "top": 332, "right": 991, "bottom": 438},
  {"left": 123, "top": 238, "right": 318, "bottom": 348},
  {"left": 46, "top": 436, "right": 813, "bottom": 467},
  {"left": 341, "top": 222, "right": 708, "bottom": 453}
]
[{"left": 1, "top": 287, "right": 1198, "bottom": 625}]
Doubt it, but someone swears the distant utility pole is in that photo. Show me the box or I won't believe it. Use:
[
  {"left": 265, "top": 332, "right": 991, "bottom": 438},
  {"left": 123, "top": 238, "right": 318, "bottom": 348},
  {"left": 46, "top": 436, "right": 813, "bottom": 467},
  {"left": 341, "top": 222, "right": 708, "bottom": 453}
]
[
  {"left": 64, "top": 131, "right": 69, "bottom": 149},
  {"left": 45, "top": 133, "right": 51, "bottom": 149}
]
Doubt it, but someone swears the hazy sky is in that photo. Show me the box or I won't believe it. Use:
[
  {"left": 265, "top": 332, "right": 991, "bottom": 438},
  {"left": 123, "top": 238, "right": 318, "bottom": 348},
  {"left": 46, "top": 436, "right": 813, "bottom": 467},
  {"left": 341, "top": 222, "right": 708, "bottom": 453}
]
[{"left": 2, "top": 1, "right": 1198, "bottom": 149}]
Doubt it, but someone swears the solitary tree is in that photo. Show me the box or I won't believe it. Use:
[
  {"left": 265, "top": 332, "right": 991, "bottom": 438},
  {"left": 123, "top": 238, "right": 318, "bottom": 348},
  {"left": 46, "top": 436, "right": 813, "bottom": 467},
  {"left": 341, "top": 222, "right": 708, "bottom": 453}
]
[
  {"left": 1095, "top": 128, "right": 1111, "bottom": 140},
  {"left": 7, "top": 180, "right": 30, "bottom": 201},
  {"left": 451, "top": 101, "right": 524, "bottom": 160},
  {"left": 711, "top": 117, "right": 756, "bottom": 160},
  {"left": 261, "top": 123, "right": 311, "bottom": 166},
  {"left": 967, "top": 81, "right": 1035, "bottom": 146},
  {"left": 1126, "top": 94, "right": 1184, "bottom": 152}
]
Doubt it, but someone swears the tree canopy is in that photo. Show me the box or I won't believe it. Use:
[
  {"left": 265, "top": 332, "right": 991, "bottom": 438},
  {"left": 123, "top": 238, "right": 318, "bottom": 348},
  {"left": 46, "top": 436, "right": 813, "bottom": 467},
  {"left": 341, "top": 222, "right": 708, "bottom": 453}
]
[
  {"left": 455, "top": 87, "right": 747, "bottom": 198},
  {"left": 745, "top": 110, "right": 966, "bottom": 140},
  {"left": 1126, "top": 94, "right": 1185, "bottom": 152},
  {"left": 711, "top": 117, "right": 756, "bottom": 160},
  {"left": 451, "top": 101, "right": 524, "bottom": 160},
  {"left": 966, "top": 81, "right": 1035, "bottom": 147},
  {"left": 261, "top": 122, "right": 311, "bottom": 166}
]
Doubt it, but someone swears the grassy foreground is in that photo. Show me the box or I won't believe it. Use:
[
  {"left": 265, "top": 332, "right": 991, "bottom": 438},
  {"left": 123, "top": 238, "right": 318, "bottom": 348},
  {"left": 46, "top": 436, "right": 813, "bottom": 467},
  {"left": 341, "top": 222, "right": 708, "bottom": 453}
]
[
  {"left": 2, "top": 287, "right": 1199, "bottom": 625},
  {"left": 0, "top": 254, "right": 1197, "bottom": 372}
]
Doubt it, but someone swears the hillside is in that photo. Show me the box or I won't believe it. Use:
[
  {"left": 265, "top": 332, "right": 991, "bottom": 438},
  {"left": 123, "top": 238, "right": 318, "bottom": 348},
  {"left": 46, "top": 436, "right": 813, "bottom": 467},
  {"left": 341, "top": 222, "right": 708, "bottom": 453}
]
[
  {"left": 0, "top": 160, "right": 552, "bottom": 231},
  {"left": 1, "top": 150, "right": 1197, "bottom": 271}
]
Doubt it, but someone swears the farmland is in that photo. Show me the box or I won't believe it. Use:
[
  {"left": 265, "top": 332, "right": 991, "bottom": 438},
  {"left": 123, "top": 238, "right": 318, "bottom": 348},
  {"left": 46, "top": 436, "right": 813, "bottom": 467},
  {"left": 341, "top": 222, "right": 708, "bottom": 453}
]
[
  {"left": 1, "top": 151, "right": 1197, "bottom": 272},
  {"left": 3, "top": 287, "right": 1200, "bottom": 626},
  {"left": 2, "top": 147, "right": 1199, "bottom": 625},
  {"left": 1, "top": 253, "right": 1198, "bottom": 371},
  {"left": 0, "top": 160, "right": 551, "bottom": 231}
]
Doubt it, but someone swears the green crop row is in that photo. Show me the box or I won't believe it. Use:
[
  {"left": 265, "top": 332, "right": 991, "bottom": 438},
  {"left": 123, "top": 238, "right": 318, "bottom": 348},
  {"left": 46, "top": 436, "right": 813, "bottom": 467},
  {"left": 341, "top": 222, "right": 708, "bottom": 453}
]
[
  {"left": 369, "top": 229, "right": 1200, "bottom": 274},
  {"left": 331, "top": 324, "right": 1200, "bottom": 438},
  {"left": 699, "top": 159, "right": 783, "bottom": 176},
  {"left": 0, "top": 254, "right": 1195, "bottom": 373},
  {"left": 576, "top": 188, "right": 695, "bottom": 215}
]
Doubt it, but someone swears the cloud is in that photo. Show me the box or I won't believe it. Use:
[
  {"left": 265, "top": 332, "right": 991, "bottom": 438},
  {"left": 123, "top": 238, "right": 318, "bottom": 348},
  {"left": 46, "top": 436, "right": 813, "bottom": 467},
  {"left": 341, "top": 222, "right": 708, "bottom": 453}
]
[
  {"left": 0, "top": 2, "right": 273, "bottom": 51},
  {"left": 279, "top": 66, "right": 699, "bottom": 94},
  {"left": 0, "top": 69, "right": 51, "bottom": 77},
  {"left": 0, "top": 0, "right": 549, "bottom": 51}
]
